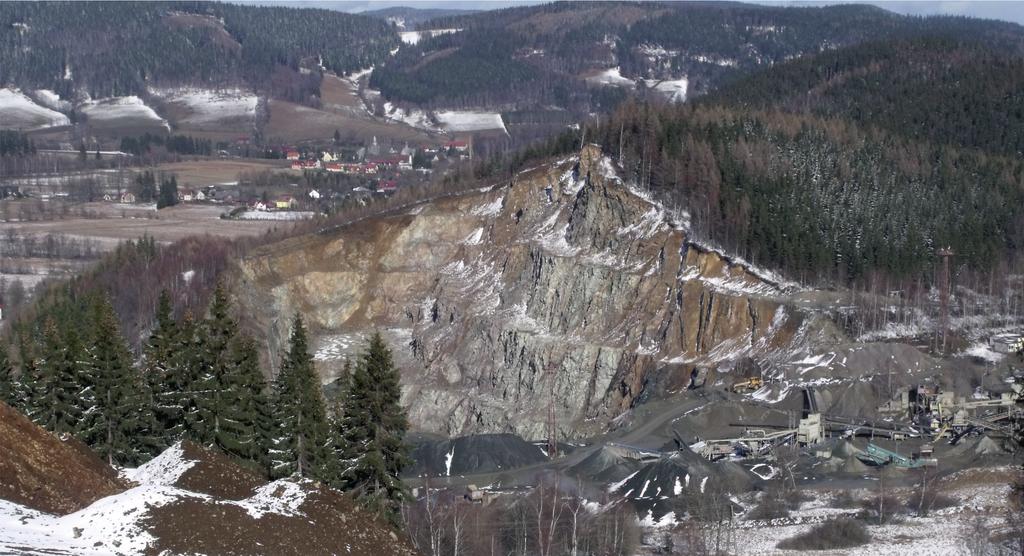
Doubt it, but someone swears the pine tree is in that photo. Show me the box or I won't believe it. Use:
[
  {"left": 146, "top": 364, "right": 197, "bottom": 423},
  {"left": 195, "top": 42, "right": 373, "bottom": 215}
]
[
  {"left": 218, "top": 334, "right": 273, "bottom": 471},
  {"left": 85, "top": 295, "right": 160, "bottom": 465},
  {"left": 336, "top": 332, "right": 410, "bottom": 525},
  {"left": 270, "top": 314, "right": 330, "bottom": 479}
]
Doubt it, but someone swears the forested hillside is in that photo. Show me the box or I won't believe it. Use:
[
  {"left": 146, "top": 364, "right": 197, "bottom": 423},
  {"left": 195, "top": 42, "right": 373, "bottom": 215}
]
[
  {"left": 370, "top": 1, "right": 1024, "bottom": 111},
  {"left": 579, "top": 101, "right": 1024, "bottom": 287},
  {"left": 705, "top": 36, "right": 1024, "bottom": 156},
  {"left": 0, "top": 1, "right": 398, "bottom": 99}
]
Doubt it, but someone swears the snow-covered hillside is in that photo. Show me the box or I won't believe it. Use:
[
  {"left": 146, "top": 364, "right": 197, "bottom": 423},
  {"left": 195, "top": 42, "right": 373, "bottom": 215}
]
[
  {"left": 150, "top": 87, "right": 258, "bottom": 126},
  {"left": 80, "top": 96, "right": 168, "bottom": 130},
  {"left": 435, "top": 110, "right": 506, "bottom": 133},
  {"left": 0, "top": 89, "right": 70, "bottom": 130}
]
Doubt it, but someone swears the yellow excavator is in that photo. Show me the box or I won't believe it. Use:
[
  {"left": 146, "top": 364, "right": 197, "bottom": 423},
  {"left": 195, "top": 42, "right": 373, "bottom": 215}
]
[{"left": 731, "top": 376, "right": 764, "bottom": 393}]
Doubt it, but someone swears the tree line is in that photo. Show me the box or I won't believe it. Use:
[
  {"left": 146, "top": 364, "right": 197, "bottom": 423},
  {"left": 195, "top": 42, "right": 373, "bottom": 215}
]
[
  {"left": 0, "top": 278, "right": 411, "bottom": 524},
  {"left": 120, "top": 133, "right": 214, "bottom": 157}
]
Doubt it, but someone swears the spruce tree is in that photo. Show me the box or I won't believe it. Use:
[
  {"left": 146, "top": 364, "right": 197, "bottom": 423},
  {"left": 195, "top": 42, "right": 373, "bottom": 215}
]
[
  {"left": 174, "top": 312, "right": 208, "bottom": 442},
  {"left": 336, "top": 332, "right": 410, "bottom": 525},
  {"left": 193, "top": 282, "right": 236, "bottom": 446},
  {"left": 270, "top": 314, "right": 330, "bottom": 479},
  {"left": 30, "top": 319, "right": 87, "bottom": 436},
  {"left": 0, "top": 342, "right": 17, "bottom": 407},
  {"left": 85, "top": 295, "right": 160, "bottom": 465},
  {"left": 145, "top": 291, "right": 176, "bottom": 445},
  {"left": 218, "top": 334, "right": 273, "bottom": 471}
]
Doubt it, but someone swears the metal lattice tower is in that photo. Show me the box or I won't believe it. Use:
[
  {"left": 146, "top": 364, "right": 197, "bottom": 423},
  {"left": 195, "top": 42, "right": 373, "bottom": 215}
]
[{"left": 937, "top": 247, "right": 954, "bottom": 353}]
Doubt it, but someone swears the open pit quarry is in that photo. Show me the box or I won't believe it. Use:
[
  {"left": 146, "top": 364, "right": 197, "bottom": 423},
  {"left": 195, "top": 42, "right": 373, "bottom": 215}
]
[{"left": 235, "top": 144, "right": 841, "bottom": 440}]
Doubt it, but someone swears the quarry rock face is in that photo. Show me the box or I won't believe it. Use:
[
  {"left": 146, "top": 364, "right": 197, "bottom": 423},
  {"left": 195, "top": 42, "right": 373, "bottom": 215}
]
[{"left": 237, "top": 145, "right": 832, "bottom": 439}]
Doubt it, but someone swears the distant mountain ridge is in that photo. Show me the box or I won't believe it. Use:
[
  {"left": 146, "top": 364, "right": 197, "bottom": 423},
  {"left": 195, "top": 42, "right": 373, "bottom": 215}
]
[{"left": 370, "top": 1, "right": 1024, "bottom": 111}]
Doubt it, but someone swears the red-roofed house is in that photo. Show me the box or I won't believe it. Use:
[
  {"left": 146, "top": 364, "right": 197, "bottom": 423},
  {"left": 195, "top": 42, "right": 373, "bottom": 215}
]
[{"left": 286, "top": 150, "right": 300, "bottom": 160}]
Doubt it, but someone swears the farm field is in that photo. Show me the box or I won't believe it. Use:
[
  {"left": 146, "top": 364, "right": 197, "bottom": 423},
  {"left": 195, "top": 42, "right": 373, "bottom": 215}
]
[
  {"left": 264, "top": 98, "right": 436, "bottom": 144},
  {"left": 145, "top": 159, "right": 286, "bottom": 187},
  {"left": 1, "top": 202, "right": 283, "bottom": 245}
]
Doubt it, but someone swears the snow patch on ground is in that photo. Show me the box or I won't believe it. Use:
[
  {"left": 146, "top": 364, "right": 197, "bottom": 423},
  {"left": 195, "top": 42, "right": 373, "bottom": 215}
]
[
  {"left": 123, "top": 442, "right": 195, "bottom": 486},
  {"left": 399, "top": 28, "right": 461, "bottom": 45},
  {"left": 961, "top": 341, "right": 1006, "bottom": 363},
  {"left": 0, "top": 485, "right": 195, "bottom": 555},
  {"left": 228, "top": 480, "right": 308, "bottom": 519},
  {"left": 586, "top": 67, "right": 635, "bottom": 88},
  {"left": 639, "top": 510, "right": 677, "bottom": 528},
  {"left": 609, "top": 471, "right": 639, "bottom": 493},
  {"left": 435, "top": 110, "right": 506, "bottom": 133},
  {"left": 0, "top": 88, "right": 70, "bottom": 129}
]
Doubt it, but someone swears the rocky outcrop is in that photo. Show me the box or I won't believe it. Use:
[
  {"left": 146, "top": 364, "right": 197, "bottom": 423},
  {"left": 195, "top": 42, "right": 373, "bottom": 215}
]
[{"left": 236, "top": 145, "right": 835, "bottom": 439}]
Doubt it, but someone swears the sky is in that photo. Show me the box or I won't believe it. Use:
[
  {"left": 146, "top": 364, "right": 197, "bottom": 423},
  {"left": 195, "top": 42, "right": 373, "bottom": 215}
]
[{"left": 250, "top": 1, "right": 1024, "bottom": 26}]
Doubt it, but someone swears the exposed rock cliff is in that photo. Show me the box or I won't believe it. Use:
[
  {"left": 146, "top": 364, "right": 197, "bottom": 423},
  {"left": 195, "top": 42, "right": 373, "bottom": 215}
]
[{"left": 236, "top": 145, "right": 837, "bottom": 439}]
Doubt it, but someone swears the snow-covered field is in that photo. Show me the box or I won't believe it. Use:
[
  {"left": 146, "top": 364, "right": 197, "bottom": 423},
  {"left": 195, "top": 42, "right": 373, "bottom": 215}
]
[
  {"left": 645, "top": 78, "right": 689, "bottom": 102},
  {"left": 151, "top": 87, "right": 258, "bottom": 125},
  {"left": 0, "top": 88, "right": 70, "bottom": 130},
  {"left": 435, "top": 110, "right": 506, "bottom": 133},
  {"left": 80, "top": 96, "right": 168, "bottom": 130},
  {"left": 399, "top": 28, "right": 461, "bottom": 45},
  {"left": 235, "top": 210, "right": 316, "bottom": 221}
]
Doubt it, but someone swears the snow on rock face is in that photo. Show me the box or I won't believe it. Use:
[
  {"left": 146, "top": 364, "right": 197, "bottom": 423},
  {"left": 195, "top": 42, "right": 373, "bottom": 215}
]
[
  {"left": 80, "top": 96, "right": 169, "bottom": 130},
  {"left": 238, "top": 145, "right": 820, "bottom": 439},
  {"left": 435, "top": 110, "right": 506, "bottom": 133},
  {"left": 0, "top": 88, "right": 70, "bottom": 130}
]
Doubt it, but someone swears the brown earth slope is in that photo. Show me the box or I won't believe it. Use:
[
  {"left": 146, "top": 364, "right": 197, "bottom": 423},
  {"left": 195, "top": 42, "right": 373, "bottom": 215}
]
[{"left": 0, "top": 402, "right": 124, "bottom": 514}]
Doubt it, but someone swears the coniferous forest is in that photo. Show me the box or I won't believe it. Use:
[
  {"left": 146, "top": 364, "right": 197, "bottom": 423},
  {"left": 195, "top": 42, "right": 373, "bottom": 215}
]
[
  {"left": 0, "top": 2, "right": 398, "bottom": 99},
  {"left": 0, "top": 239, "right": 410, "bottom": 523}
]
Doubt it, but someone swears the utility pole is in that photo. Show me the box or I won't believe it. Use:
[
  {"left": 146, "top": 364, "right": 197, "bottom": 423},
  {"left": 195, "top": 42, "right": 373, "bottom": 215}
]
[{"left": 937, "top": 247, "right": 954, "bottom": 354}]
